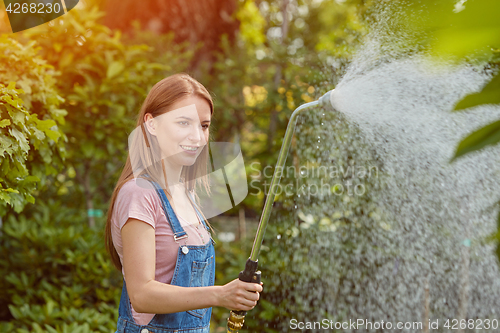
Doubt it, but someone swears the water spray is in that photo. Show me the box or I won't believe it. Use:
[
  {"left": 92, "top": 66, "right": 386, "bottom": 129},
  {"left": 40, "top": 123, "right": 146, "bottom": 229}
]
[{"left": 227, "top": 90, "right": 334, "bottom": 333}]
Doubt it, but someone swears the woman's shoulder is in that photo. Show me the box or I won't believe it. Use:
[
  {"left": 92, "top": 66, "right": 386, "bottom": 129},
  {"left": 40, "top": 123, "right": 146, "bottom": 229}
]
[
  {"left": 117, "top": 177, "right": 159, "bottom": 204},
  {"left": 121, "top": 177, "right": 156, "bottom": 191},
  {"left": 113, "top": 177, "right": 162, "bottom": 229}
]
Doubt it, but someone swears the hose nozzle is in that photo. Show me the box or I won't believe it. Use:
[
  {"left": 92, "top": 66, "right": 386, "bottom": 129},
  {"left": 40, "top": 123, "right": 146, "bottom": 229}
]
[
  {"left": 227, "top": 311, "right": 246, "bottom": 333},
  {"left": 226, "top": 259, "right": 261, "bottom": 333},
  {"left": 318, "top": 89, "right": 334, "bottom": 108}
]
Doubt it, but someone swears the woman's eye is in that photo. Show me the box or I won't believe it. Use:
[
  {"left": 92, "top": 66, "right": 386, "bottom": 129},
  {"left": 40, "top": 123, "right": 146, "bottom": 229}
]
[
  {"left": 179, "top": 121, "right": 189, "bottom": 126},
  {"left": 202, "top": 124, "right": 210, "bottom": 130}
]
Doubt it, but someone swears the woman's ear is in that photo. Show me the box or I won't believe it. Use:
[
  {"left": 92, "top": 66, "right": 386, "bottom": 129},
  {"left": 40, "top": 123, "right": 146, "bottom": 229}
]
[{"left": 144, "top": 113, "right": 157, "bottom": 136}]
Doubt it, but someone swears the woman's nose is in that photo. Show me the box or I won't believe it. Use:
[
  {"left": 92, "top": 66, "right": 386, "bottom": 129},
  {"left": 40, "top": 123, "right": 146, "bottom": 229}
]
[{"left": 188, "top": 124, "right": 204, "bottom": 142}]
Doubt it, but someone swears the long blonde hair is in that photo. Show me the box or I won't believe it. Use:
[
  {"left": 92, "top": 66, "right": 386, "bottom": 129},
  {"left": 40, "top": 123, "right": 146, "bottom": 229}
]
[{"left": 105, "top": 73, "right": 214, "bottom": 271}]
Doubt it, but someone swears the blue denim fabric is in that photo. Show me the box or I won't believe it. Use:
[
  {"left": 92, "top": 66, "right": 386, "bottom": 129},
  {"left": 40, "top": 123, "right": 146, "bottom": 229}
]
[{"left": 115, "top": 177, "right": 215, "bottom": 333}]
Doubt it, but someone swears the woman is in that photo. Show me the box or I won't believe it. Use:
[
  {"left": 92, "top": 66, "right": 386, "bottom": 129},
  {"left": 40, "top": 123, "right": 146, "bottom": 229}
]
[{"left": 105, "top": 74, "right": 262, "bottom": 332}]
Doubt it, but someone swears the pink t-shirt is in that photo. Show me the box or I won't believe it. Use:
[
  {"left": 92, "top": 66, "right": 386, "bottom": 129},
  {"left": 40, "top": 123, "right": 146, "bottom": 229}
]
[{"left": 111, "top": 177, "right": 211, "bottom": 326}]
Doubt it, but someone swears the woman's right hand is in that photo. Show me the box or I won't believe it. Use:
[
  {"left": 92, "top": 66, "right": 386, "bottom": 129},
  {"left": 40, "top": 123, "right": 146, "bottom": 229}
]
[{"left": 217, "top": 278, "right": 263, "bottom": 311}]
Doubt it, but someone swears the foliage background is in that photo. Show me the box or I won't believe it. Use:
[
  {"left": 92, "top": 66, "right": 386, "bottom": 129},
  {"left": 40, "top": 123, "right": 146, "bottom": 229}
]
[{"left": 0, "top": 0, "right": 499, "bottom": 332}]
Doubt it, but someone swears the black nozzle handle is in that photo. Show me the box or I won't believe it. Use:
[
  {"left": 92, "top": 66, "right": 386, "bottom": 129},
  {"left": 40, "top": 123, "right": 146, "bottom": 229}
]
[{"left": 233, "top": 258, "right": 261, "bottom": 316}]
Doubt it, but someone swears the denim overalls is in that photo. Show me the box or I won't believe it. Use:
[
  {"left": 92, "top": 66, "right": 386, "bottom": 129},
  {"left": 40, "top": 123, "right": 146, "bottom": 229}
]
[{"left": 116, "top": 177, "right": 215, "bottom": 333}]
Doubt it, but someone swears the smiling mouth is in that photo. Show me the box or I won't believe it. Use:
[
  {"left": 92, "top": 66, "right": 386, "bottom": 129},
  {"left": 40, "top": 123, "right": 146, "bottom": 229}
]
[{"left": 180, "top": 145, "right": 199, "bottom": 151}]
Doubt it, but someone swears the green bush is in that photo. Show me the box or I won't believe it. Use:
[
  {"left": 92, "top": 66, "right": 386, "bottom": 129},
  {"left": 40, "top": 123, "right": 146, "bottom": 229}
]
[
  {"left": 0, "top": 36, "right": 67, "bottom": 216},
  {"left": 0, "top": 200, "right": 121, "bottom": 332}
]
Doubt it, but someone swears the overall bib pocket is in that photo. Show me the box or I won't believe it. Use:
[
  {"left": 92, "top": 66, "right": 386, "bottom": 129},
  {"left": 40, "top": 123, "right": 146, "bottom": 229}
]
[{"left": 187, "top": 259, "right": 210, "bottom": 318}]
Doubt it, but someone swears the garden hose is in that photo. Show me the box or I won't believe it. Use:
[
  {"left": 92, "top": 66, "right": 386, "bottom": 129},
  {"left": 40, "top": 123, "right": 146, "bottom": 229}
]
[{"left": 226, "top": 90, "right": 334, "bottom": 332}]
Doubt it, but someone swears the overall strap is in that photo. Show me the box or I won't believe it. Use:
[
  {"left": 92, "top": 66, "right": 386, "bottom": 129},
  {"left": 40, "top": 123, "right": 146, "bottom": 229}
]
[{"left": 141, "top": 175, "right": 187, "bottom": 241}]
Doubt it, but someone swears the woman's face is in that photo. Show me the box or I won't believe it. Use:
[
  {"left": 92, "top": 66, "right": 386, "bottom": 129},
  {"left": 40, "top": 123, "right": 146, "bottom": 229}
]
[{"left": 145, "top": 95, "right": 211, "bottom": 167}]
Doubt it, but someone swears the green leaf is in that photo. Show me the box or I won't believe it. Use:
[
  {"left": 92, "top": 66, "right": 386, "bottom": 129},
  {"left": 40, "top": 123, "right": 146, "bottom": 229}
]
[
  {"left": 106, "top": 61, "right": 125, "bottom": 79},
  {"left": 8, "top": 127, "right": 29, "bottom": 153},
  {"left": 0, "top": 119, "right": 11, "bottom": 127},
  {"left": 36, "top": 119, "right": 57, "bottom": 132},
  {"left": 7, "top": 106, "right": 27, "bottom": 125},
  {"left": 32, "top": 127, "right": 46, "bottom": 141},
  {"left": 43, "top": 324, "right": 58, "bottom": 333},
  {"left": 404, "top": 0, "right": 500, "bottom": 61},
  {"left": 455, "top": 73, "right": 500, "bottom": 110},
  {"left": 26, "top": 193, "right": 35, "bottom": 204},
  {"left": 23, "top": 175, "right": 40, "bottom": 183},
  {"left": 50, "top": 108, "right": 68, "bottom": 124},
  {"left": 0, "top": 191, "right": 12, "bottom": 204},
  {"left": 452, "top": 119, "right": 500, "bottom": 160},
  {"left": 46, "top": 129, "right": 61, "bottom": 142},
  {"left": 2, "top": 188, "right": 19, "bottom": 193},
  {"left": 8, "top": 305, "right": 21, "bottom": 319},
  {"left": 433, "top": 27, "right": 500, "bottom": 60}
]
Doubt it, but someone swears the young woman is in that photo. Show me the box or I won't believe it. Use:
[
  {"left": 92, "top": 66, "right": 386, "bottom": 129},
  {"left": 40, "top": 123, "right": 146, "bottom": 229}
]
[{"left": 105, "top": 74, "right": 262, "bottom": 332}]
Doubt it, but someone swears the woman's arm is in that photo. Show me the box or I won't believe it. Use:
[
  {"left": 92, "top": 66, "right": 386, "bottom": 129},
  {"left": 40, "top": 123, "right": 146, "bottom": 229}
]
[{"left": 122, "top": 218, "right": 262, "bottom": 314}]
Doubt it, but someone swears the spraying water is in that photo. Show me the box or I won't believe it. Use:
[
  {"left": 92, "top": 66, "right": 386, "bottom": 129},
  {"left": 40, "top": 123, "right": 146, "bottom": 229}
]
[
  {"left": 329, "top": 51, "right": 500, "bottom": 325},
  {"left": 265, "top": 5, "right": 500, "bottom": 332}
]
